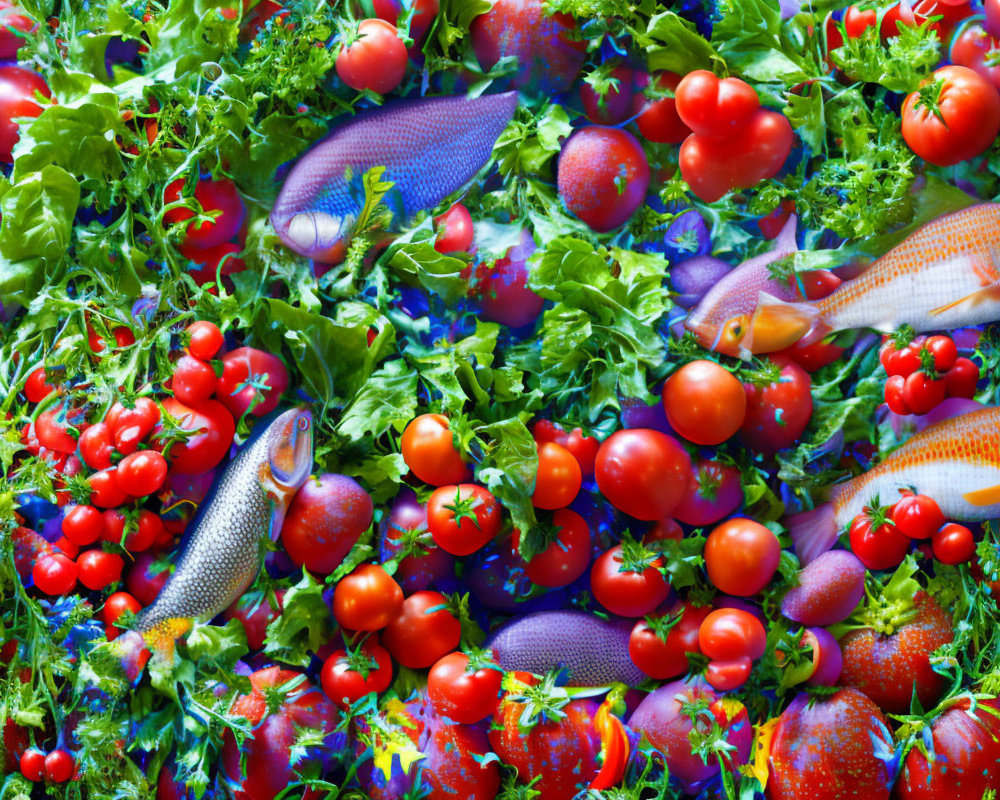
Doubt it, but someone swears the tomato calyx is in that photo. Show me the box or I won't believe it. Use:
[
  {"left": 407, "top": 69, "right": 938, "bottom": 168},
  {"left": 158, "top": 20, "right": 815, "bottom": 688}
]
[
  {"left": 513, "top": 516, "right": 563, "bottom": 564},
  {"left": 861, "top": 496, "right": 895, "bottom": 532},
  {"left": 912, "top": 77, "right": 948, "bottom": 124},
  {"left": 63, "top": 472, "right": 94, "bottom": 505},
  {"left": 641, "top": 607, "right": 686, "bottom": 642},
  {"left": 504, "top": 670, "right": 570, "bottom": 731},
  {"left": 740, "top": 357, "right": 783, "bottom": 389},
  {"left": 917, "top": 343, "right": 940, "bottom": 377},
  {"left": 616, "top": 533, "right": 663, "bottom": 576},
  {"left": 856, "top": 556, "right": 923, "bottom": 636},
  {"left": 260, "top": 672, "right": 308, "bottom": 717},
  {"left": 462, "top": 646, "right": 504, "bottom": 675},
  {"left": 890, "top": 323, "right": 916, "bottom": 350},
  {"left": 338, "top": 639, "right": 382, "bottom": 679},
  {"left": 443, "top": 486, "right": 484, "bottom": 530}
]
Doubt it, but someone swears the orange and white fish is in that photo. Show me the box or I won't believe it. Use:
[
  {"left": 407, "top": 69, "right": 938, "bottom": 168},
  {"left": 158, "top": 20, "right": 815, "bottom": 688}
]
[
  {"left": 788, "top": 405, "right": 1000, "bottom": 563},
  {"left": 746, "top": 203, "right": 1000, "bottom": 355}
]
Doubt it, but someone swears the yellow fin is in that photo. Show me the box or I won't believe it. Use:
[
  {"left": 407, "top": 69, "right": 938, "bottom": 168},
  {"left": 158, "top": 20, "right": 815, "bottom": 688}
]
[
  {"left": 747, "top": 293, "right": 817, "bottom": 353},
  {"left": 742, "top": 716, "right": 779, "bottom": 791},
  {"left": 930, "top": 281, "right": 1000, "bottom": 317},
  {"left": 963, "top": 484, "right": 1000, "bottom": 506}
]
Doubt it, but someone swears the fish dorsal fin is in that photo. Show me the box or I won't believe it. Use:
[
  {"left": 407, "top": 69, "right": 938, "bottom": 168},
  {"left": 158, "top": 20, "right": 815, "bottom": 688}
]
[{"left": 963, "top": 484, "right": 1000, "bottom": 506}]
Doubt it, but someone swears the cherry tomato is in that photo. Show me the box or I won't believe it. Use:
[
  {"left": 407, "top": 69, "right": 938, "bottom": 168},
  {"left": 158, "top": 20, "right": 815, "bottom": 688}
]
[
  {"left": 401, "top": 413, "right": 467, "bottom": 486},
  {"left": 779, "top": 336, "right": 845, "bottom": 373},
  {"left": 740, "top": 358, "right": 813, "bottom": 454},
  {"left": 698, "top": 608, "right": 766, "bottom": 661},
  {"left": 332, "top": 564, "right": 403, "bottom": 631},
  {"left": 628, "top": 601, "right": 712, "bottom": 680},
  {"left": 216, "top": 347, "right": 289, "bottom": 419},
  {"left": 590, "top": 544, "right": 668, "bottom": 618},
  {"left": 43, "top": 750, "right": 74, "bottom": 783},
  {"left": 103, "top": 591, "right": 141, "bottom": 638},
  {"left": 116, "top": 450, "right": 168, "bottom": 497},
  {"left": 78, "top": 549, "right": 124, "bottom": 591},
  {"left": 78, "top": 422, "right": 114, "bottom": 470},
  {"left": 158, "top": 398, "right": 235, "bottom": 475},
  {"left": 335, "top": 18, "right": 407, "bottom": 94},
  {"left": 945, "top": 357, "right": 979, "bottom": 399},
  {"left": 674, "top": 70, "right": 760, "bottom": 138},
  {"left": 849, "top": 510, "right": 910, "bottom": 570},
  {"left": 182, "top": 178, "right": 245, "bottom": 249},
  {"left": 62, "top": 504, "right": 105, "bottom": 546},
  {"left": 595, "top": 429, "right": 692, "bottom": 521},
  {"left": 532, "top": 441, "right": 582, "bottom": 510},
  {"left": 634, "top": 70, "right": 690, "bottom": 144},
  {"left": 0, "top": 3, "right": 36, "bottom": 60},
  {"left": 172, "top": 355, "right": 217, "bottom": 406},
  {"left": 884, "top": 374, "right": 911, "bottom": 415},
  {"left": 922, "top": 335, "right": 958, "bottom": 372},
  {"left": 35, "top": 407, "right": 78, "bottom": 454},
  {"left": 933, "top": 523, "right": 976, "bottom": 565},
  {"left": 672, "top": 459, "right": 743, "bottom": 527},
  {"left": 513, "top": 508, "right": 591, "bottom": 588},
  {"left": 434, "top": 203, "right": 474, "bottom": 254},
  {"left": 885, "top": 341, "right": 922, "bottom": 377},
  {"left": 428, "top": 651, "right": 503, "bottom": 724},
  {"left": 87, "top": 325, "right": 135, "bottom": 354},
  {"left": 23, "top": 366, "right": 54, "bottom": 403},
  {"left": 475, "top": 245, "right": 545, "bottom": 329},
  {"left": 581, "top": 64, "right": 634, "bottom": 125},
  {"left": 662, "top": 360, "right": 746, "bottom": 446},
  {"left": 705, "top": 656, "right": 753, "bottom": 691},
  {"left": 20, "top": 748, "right": 44, "bottom": 781},
  {"left": 186, "top": 320, "right": 224, "bottom": 360},
  {"left": 891, "top": 494, "right": 945, "bottom": 540},
  {"left": 902, "top": 65, "right": 1000, "bottom": 166},
  {"left": 381, "top": 591, "right": 461, "bottom": 669},
  {"left": 0, "top": 65, "right": 51, "bottom": 163},
  {"left": 129, "top": 510, "right": 164, "bottom": 552},
  {"left": 106, "top": 397, "right": 161, "bottom": 455},
  {"left": 32, "top": 553, "right": 77, "bottom": 595},
  {"left": 705, "top": 518, "right": 781, "bottom": 596},
  {"left": 842, "top": 4, "right": 877, "bottom": 37},
  {"left": 532, "top": 420, "right": 599, "bottom": 476},
  {"left": 126, "top": 550, "right": 170, "bottom": 606},
  {"left": 903, "top": 370, "right": 946, "bottom": 415},
  {"left": 87, "top": 468, "right": 129, "bottom": 508},
  {"left": 320, "top": 641, "right": 393, "bottom": 710},
  {"left": 427, "top": 484, "right": 501, "bottom": 556},
  {"left": 645, "top": 518, "right": 683, "bottom": 543}
]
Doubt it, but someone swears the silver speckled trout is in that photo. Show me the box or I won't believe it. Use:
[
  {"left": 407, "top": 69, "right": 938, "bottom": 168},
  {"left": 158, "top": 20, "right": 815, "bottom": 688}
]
[{"left": 116, "top": 406, "right": 313, "bottom": 680}]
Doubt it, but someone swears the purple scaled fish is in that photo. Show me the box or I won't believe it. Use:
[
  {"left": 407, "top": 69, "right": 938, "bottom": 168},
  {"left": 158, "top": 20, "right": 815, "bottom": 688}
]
[
  {"left": 271, "top": 92, "right": 518, "bottom": 263},
  {"left": 487, "top": 610, "right": 645, "bottom": 686}
]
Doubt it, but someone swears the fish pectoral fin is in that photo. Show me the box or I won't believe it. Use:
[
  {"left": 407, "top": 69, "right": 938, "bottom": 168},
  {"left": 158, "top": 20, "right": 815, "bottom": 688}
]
[
  {"left": 747, "top": 292, "right": 821, "bottom": 353},
  {"left": 930, "top": 281, "right": 1000, "bottom": 317},
  {"left": 963, "top": 484, "right": 1000, "bottom": 506}
]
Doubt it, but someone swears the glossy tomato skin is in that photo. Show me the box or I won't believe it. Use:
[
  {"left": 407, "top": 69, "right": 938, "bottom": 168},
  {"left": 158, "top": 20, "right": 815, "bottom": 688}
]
[
  {"left": 186, "top": 320, "right": 223, "bottom": 360},
  {"left": 590, "top": 544, "right": 668, "bottom": 617},
  {"left": 839, "top": 592, "right": 953, "bottom": 714},
  {"left": 427, "top": 651, "right": 503, "bottom": 724},
  {"left": 78, "top": 422, "right": 114, "bottom": 470},
  {"left": 333, "top": 564, "right": 403, "bottom": 631},
  {"left": 62, "top": 504, "right": 105, "bottom": 547},
  {"left": 379, "top": 489, "right": 454, "bottom": 592},
  {"left": 336, "top": 18, "right": 407, "bottom": 94},
  {"left": 23, "top": 366, "right": 54, "bottom": 403},
  {"left": 514, "top": 508, "right": 591, "bottom": 588},
  {"left": 126, "top": 549, "right": 171, "bottom": 606},
  {"left": 78, "top": 548, "right": 124, "bottom": 591},
  {"left": 672, "top": 458, "right": 743, "bottom": 526},
  {"left": 705, "top": 518, "right": 781, "bottom": 596},
  {"left": 557, "top": 126, "right": 650, "bottom": 232},
  {"left": 932, "top": 522, "right": 976, "bottom": 564},
  {"left": 767, "top": 688, "right": 893, "bottom": 800},
  {"left": 951, "top": 19, "right": 1000, "bottom": 90},
  {"left": 896, "top": 697, "right": 1000, "bottom": 800},
  {"left": 662, "top": 360, "right": 746, "bottom": 445},
  {"left": 699, "top": 608, "right": 767, "bottom": 661},
  {"left": 104, "top": 591, "right": 142, "bottom": 640},
  {"left": 158, "top": 398, "right": 235, "bottom": 475},
  {"left": 902, "top": 65, "right": 1000, "bottom": 166},
  {"left": 532, "top": 441, "right": 582, "bottom": 510},
  {"left": 427, "top": 483, "right": 501, "bottom": 556},
  {"left": 629, "top": 601, "right": 711, "bottom": 680},
  {"left": 183, "top": 178, "right": 245, "bottom": 249},
  {"left": 320, "top": 642, "right": 393, "bottom": 710},
  {"left": 581, "top": 64, "right": 634, "bottom": 125},
  {"left": 740, "top": 358, "right": 813, "bottom": 454},
  {"left": 401, "top": 414, "right": 467, "bottom": 486},
  {"left": 674, "top": 70, "right": 760, "bottom": 138},
  {"left": 216, "top": 347, "right": 289, "bottom": 418},
  {"left": 634, "top": 70, "right": 690, "bottom": 144},
  {"left": 891, "top": 494, "right": 944, "bottom": 539},
  {"left": 489, "top": 696, "right": 601, "bottom": 800},
  {"left": 106, "top": 397, "right": 160, "bottom": 455},
  {"left": 35, "top": 407, "right": 78, "bottom": 453},
  {"left": 382, "top": 591, "right": 460, "bottom": 669},
  {"left": 0, "top": 3, "right": 35, "bottom": 60},
  {"left": 116, "top": 450, "right": 168, "bottom": 497},
  {"left": 222, "top": 667, "right": 344, "bottom": 800},
  {"left": 595, "top": 429, "right": 692, "bottom": 520},
  {"left": 172, "top": 355, "right": 217, "bottom": 406},
  {"left": 849, "top": 512, "right": 910, "bottom": 570},
  {"left": 433, "top": 203, "right": 473, "bottom": 254},
  {"left": 43, "top": 750, "right": 74, "bottom": 783},
  {"left": 281, "top": 474, "right": 373, "bottom": 575},
  {"left": 0, "top": 66, "right": 50, "bottom": 163}
]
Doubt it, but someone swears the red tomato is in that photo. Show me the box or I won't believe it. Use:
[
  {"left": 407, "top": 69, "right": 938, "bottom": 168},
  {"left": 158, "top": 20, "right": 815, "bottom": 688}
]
[
  {"left": 556, "top": 126, "right": 650, "bottom": 232},
  {"left": 185, "top": 320, "right": 224, "bottom": 360},
  {"left": 336, "top": 18, "right": 407, "bottom": 94},
  {"left": 532, "top": 441, "right": 582, "bottom": 510},
  {"left": 401, "top": 413, "right": 468, "bottom": 486},
  {"left": 662, "top": 360, "right": 746, "bottom": 446},
  {"left": 129, "top": 510, "right": 163, "bottom": 552},
  {"left": 427, "top": 484, "right": 501, "bottom": 556},
  {"left": 87, "top": 324, "right": 135, "bottom": 354},
  {"left": 428, "top": 651, "right": 503, "bottom": 724},
  {"left": 32, "top": 553, "right": 77, "bottom": 595},
  {"left": 87, "top": 468, "right": 129, "bottom": 508},
  {"left": 371, "top": 0, "right": 439, "bottom": 44},
  {"left": 849, "top": 510, "right": 910, "bottom": 570},
  {"left": 704, "top": 518, "right": 781, "bottom": 596},
  {"left": 679, "top": 109, "right": 793, "bottom": 203},
  {"left": 106, "top": 397, "right": 160, "bottom": 455},
  {"left": 891, "top": 494, "right": 944, "bottom": 540},
  {"left": 923, "top": 335, "right": 958, "bottom": 372},
  {"left": 990, "top": 0, "right": 1000, "bottom": 36},
  {"left": 902, "top": 65, "right": 1000, "bottom": 166},
  {"left": 674, "top": 70, "right": 760, "bottom": 138},
  {"left": 513, "top": 508, "right": 591, "bottom": 588},
  {"left": 581, "top": 64, "right": 634, "bottom": 125},
  {"left": 645, "top": 517, "right": 683, "bottom": 542},
  {"left": 950, "top": 19, "right": 1000, "bottom": 91},
  {"left": 434, "top": 203, "right": 474, "bottom": 254},
  {"left": 628, "top": 601, "right": 711, "bottom": 680},
  {"left": 0, "top": 66, "right": 51, "bottom": 163},
  {"left": 903, "top": 370, "right": 946, "bottom": 414},
  {"left": 116, "top": 450, "right": 168, "bottom": 497},
  {"left": 594, "top": 429, "right": 692, "bottom": 521},
  {"left": 172, "top": 355, "right": 217, "bottom": 406},
  {"left": 103, "top": 591, "right": 141, "bottom": 639},
  {"left": 77, "top": 549, "right": 124, "bottom": 591},
  {"left": 634, "top": 70, "right": 690, "bottom": 144},
  {"left": 843, "top": 4, "right": 877, "bottom": 37},
  {"left": 382, "top": 591, "right": 461, "bottom": 669},
  {"left": 0, "top": 3, "right": 36, "bottom": 60},
  {"left": 698, "top": 608, "right": 766, "bottom": 661},
  {"left": 320, "top": 641, "right": 393, "bottom": 710},
  {"left": 62, "top": 504, "right": 105, "bottom": 546},
  {"left": 533, "top": 421, "right": 599, "bottom": 476},
  {"left": 162, "top": 178, "right": 193, "bottom": 225},
  {"left": 78, "top": 422, "right": 114, "bottom": 470},
  {"left": 216, "top": 347, "right": 288, "bottom": 418},
  {"left": 740, "top": 358, "right": 813, "bottom": 454},
  {"left": 23, "top": 367, "right": 54, "bottom": 403},
  {"left": 332, "top": 564, "right": 403, "bottom": 631},
  {"left": 182, "top": 178, "right": 245, "bottom": 249},
  {"left": 126, "top": 550, "right": 171, "bottom": 606},
  {"left": 885, "top": 340, "right": 922, "bottom": 377},
  {"left": 932, "top": 523, "right": 976, "bottom": 565},
  {"left": 705, "top": 656, "right": 752, "bottom": 691},
  {"left": 20, "top": 749, "right": 44, "bottom": 781},
  {"left": 884, "top": 374, "right": 910, "bottom": 415},
  {"left": 672, "top": 459, "right": 743, "bottom": 527},
  {"left": 43, "top": 750, "right": 74, "bottom": 783},
  {"left": 35, "top": 407, "right": 78, "bottom": 453},
  {"left": 158, "top": 398, "right": 235, "bottom": 475},
  {"left": 945, "top": 357, "right": 979, "bottom": 398},
  {"left": 590, "top": 543, "right": 668, "bottom": 617}
]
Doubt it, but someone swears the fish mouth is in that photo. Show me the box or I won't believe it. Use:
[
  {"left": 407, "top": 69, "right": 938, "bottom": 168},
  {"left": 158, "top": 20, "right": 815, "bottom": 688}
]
[{"left": 271, "top": 209, "right": 354, "bottom": 263}]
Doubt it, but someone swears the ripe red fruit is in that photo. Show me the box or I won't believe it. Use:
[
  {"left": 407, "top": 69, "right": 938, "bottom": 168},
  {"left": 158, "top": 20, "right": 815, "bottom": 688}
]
[
  {"left": 23, "top": 366, "right": 54, "bottom": 403},
  {"left": 0, "top": 65, "right": 51, "bottom": 163},
  {"left": 945, "top": 357, "right": 979, "bottom": 398},
  {"left": 634, "top": 71, "right": 690, "bottom": 144},
  {"left": 580, "top": 65, "right": 634, "bottom": 125},
  {"left": 185, "top": 320, "right": 224, "bottom": 360},
  {"left": 20, "top": 748, "right": 45, "bottom": 781},
  {"left": 32, "top": 553, "right": 78, "bottom": 595},
  {"left": 116, "top": 450, "right": 168, "bottom": 497},
  {"left": 77, "top": 549, "right": 125, "bottom": 591},
  {"left": 903, "top": 370, "right": 946, "bottom": 414},
  {"left": 434, "top": 203, "right": 474, "bottom": 254},
  {"left": 932, "top": 522, "right": 976, "bottom": 565},
  {"left": 335, "top": 18, "right": 407, "bottom": 94},
  {"left": 891, "top": 494, "right": 945, "bottom": 539},
  {"left": 78, "top": 422, "right": 114, "bottom": 470},
  {"left": 62, "top": 504, "right": 105, "bottom": 546},
  {"left": 216, "top": 346, "right": 289, "bottom": 418},
  {"left": 884, "top": 374, "right": 910, "bottom": 415},
  {"left": 183, "top": 178, "right": 245, "bottom": 249}
]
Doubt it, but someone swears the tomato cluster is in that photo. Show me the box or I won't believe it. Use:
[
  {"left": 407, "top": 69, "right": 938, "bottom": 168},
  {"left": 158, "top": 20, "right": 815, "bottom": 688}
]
[
  {"left": 20, "top": 747, "right": 75, "bottom": 784},
  {"left": 880, "top": 332, "right": 978, "bottom": 415}
]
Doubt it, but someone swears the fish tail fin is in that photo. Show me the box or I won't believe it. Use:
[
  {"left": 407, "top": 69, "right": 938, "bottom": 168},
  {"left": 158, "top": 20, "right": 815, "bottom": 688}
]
[
  {"left": 110, "top": 618, "right": 190, "bottom": 684},
  {"left": 746, "top": 292, "right": 828, "bottom": 353},
  {"left": 785, "top": 502, "right": 838, "bottom": 565}
]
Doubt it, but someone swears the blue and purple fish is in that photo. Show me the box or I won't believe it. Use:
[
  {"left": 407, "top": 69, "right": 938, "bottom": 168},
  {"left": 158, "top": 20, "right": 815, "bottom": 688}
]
[{"left": 271, "top": 92, "right": 518, "bottom": 262}]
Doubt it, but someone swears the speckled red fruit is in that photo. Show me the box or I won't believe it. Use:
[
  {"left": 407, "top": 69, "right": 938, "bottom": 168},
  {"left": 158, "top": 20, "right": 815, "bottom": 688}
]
[
  {"left": 557, "top": 127, "right": 650, "bottom": 233},
  {"left": 581, "top": 65, "right": 634, "bottom": 125}
]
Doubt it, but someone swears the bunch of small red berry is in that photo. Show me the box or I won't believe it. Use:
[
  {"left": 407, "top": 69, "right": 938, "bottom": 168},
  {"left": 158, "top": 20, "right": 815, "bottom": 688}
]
[
  {"left": 879, "top": 331, "right": 978, "bottom": 415},
  {"left": 19, "top": 747, "right": 75, "bottom": 784}
]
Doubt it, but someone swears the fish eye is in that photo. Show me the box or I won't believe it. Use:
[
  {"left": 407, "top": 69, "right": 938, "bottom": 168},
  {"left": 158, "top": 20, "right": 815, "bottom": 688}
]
[
  {"left": 285, "top": 211, "right": 347, "bottom": 252},
  {"left": 297, "top": 416, "right": 310, "bottom": 431}
]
